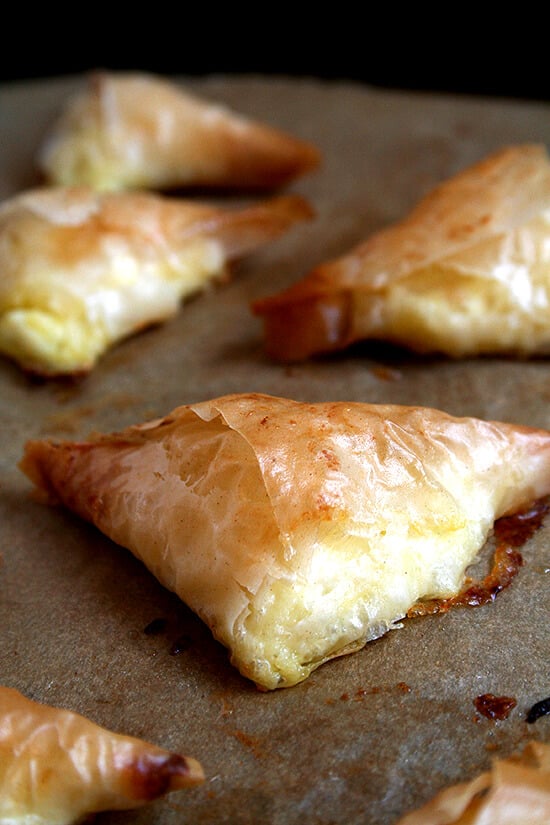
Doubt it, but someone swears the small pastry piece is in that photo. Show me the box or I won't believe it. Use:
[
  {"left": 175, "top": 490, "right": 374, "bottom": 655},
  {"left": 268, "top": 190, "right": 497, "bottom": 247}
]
[
  {"left": 0, "top": 186, "right": 313, "bottom": 376},
  {"left": 0, "top": 685, "right": 204, "bottom": 824},
  {"left": 37, "top": 71, "right": 321, "bottom": 192},
  {"left": 396, "top": 740, "right": 550, "bottom": 824},
  {"left": 19, "top": 392, "right": 550, "bottom": 691},
  {"left": 252, "top": 143, "right": 550, "bottom": 361}
]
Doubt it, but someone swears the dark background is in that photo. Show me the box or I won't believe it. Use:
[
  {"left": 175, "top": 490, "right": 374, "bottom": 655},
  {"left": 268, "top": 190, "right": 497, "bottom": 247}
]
[{"left": 1, "top": 17, "right": 548, "bottom": 104}]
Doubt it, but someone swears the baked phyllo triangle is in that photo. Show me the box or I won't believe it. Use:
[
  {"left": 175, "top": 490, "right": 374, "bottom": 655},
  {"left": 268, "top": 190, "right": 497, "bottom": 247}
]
[
  {"left": 37, "top": 71, "right": 321, "bottom": 192},
  {"left": 0, "top": 686, "right": 203, "bottom": 824},
  {"left": 0, "top": 186, "right": 313, "bottom": 376},
  {"left": 396, "top": 740, "right": 550, "bottom": 824},
  {"left": 20, "top": 392, "right": 550, "bottom": 690},
  {"left": 253, "top": 144, "right": 550, "bottom": 361}
]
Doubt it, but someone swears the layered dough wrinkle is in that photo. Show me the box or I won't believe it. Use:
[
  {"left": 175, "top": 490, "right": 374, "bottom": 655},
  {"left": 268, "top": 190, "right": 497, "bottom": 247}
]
[
  {"left": 20, "top": 393, "right": 550, "bottom": 690},
  {"left": 252, "top": 144, "right": 550, "bottom": 361}
]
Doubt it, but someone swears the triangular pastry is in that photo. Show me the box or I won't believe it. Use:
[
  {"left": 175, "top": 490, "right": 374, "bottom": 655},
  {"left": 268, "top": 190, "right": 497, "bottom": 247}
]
[
  {"left": 37, "top": 71, "right": 321, "bottom": 192},
  {"left": 252, "top": 144, "right": 550, "bottom": 361},
  {"left": 20, "top": 393, "right": 550, "bottom": 691},
  {"left": 0, "top": 186, "right": 313, "bottom": 376},
  {"left": 396, "top": 740, "right": 550, "bottom": 824},
  {"left": 0, "top": 685, "right": 204, "bottom": 824}
]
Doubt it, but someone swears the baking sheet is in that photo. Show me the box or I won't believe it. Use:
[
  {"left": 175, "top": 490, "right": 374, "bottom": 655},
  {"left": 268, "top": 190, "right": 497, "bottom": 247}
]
[{"left": 1, "top": 73, "right": 549, "bottom": 824}]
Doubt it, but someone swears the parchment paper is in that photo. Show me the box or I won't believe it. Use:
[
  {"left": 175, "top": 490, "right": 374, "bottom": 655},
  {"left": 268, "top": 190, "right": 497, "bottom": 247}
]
[{"left": 0, "top": 73, "right": 549, "bottom": 825}]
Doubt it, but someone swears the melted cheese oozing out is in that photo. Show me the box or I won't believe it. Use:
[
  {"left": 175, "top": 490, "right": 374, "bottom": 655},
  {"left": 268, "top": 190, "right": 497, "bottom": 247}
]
[
  {"left": 0, "top": 238, "right": 224, "bottom": 374},
  {"left": 235, "top": 499, "right": 490, "bottom": 689},
  {"left": 354, "top": 212, "right": 550, "bottom": 356},
  {"left": 101, "top": 415, "right": 501, "bottom": 691}
]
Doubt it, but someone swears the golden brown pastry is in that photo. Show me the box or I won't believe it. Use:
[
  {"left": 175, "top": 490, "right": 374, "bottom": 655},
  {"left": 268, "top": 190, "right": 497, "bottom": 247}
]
[
  {"left": 0, "top": 685, "right": 204, "bottom": 824},
  {"left": 19, "top": 392, "right": 550, "bottom": 691},
  {"left": 37, "top": 71, "right": 321, "bottom": 192},
  {"left": 0, "top": 186, "right": 313, "bottom": 376},
  {"left": 252, "top": 144, "right": 550, "bottom": 361},
  {"left": 396, "top": 740, "right": 550, "bottom": 824}
]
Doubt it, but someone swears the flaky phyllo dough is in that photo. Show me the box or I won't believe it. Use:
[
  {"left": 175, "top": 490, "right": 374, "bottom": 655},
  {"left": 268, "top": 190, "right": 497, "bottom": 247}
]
[
  {"left": 19, "top": 393, "right": 550, "bottom": 691},
  {"left": 253, "top": 143, "right": 550, "bottom": 361},
  {"left": 0, "top": 686, "right": 203, "bottom": 824},
  {"left": 396, "top": 740, "right": 550, "bottom": 824},
  {"left": 37, "top": 71, "right": 321, "bottom": 192},
  {"left": 0, "top": 186, "right": 312, "bottom": 376}
]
